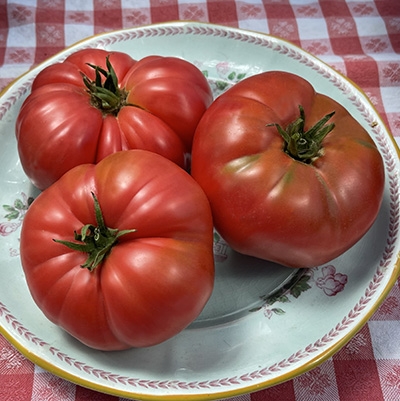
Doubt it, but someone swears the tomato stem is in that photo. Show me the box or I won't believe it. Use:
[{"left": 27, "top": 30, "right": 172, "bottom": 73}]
[
  {"left": 82, "top": 56, "right": 129, "bottom": 116},
  {"left": 53, "top": 192, "right": 136, "bottom": 271},
  {"left": 268, "top": 105, "right": 335, "bottom": 163}
]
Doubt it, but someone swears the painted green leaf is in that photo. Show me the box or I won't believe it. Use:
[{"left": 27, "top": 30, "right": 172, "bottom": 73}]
[
  {"left": 290, "top": 275, "right": 312, "bottom": 298},
  {"left": 3, "top": 205, "right": 15, "bottom": 213},
  {"left": 213, "top": 232, "right": 221, "bottom": 242},
  {"left": 216, "top": 81, "right": 229, "bottom": 91},
  {"left": 265, "top": 293, "right": 290, "bottom": 306},
  {"left": 14, "top": 199, "right": 25, "bottom": 210},
  {"left": 278, "top": 295, "right": 290, "bottom": 303},
  {"left": 4, "top": 211, "right": 19, "bottom": 220}
]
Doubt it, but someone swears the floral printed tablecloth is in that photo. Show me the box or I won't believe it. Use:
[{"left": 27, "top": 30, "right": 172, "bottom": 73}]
[{"left": 0, "top": 1, "right": 400, "bottom": 400}]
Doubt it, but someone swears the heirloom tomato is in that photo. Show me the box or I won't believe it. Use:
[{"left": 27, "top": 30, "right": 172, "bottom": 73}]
[
  {"left": 16, "top": 48, "right": 213, "bottom": 190},
  {"left": 191, "top": 71, "right": 385, "bottom": 268},
  {"left": 20, "top": 150, "right": 215, "bottom": 350}
]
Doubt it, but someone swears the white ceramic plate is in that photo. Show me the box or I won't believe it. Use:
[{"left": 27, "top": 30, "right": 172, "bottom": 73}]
[{"left": 0, "top": 22, "right": 399, "bottom": 400}]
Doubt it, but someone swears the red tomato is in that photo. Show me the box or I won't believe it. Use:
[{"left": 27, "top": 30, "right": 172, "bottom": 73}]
[
  {"left": 20, "top": 150, "right": 215, "bottom": 350},
  {"left": 191, "top": 71, "right": 385, "bottom": 268},
  {"left": 16, "top": 49, "right": 213, "bottom": 190}
]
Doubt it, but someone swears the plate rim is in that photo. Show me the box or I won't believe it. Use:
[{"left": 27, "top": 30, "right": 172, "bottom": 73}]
[{"left": 1, "top": 20, "right": 400, "bottom": 401}]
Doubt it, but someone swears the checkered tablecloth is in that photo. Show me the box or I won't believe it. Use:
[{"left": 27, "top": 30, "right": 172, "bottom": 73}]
[{"left": 1, "top": 1, "right": 400, "bottom": 400}]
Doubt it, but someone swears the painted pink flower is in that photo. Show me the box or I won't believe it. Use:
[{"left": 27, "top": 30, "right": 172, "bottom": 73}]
[
  {"left": 9, "top": 248, "right": 19, "bottom": 258},
  {"left": 316, "top": 265, "right": 348, "bottom": 296},
  {"left": 0, "top": 221, "right": 21, "bottom": 237},
  {"left": 216, "top": 62, "right": 232, "bottom": 77}
]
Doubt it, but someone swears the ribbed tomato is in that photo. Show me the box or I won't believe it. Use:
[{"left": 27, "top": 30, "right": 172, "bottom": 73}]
[
  {"left": 16, "top": 48, "right": 212, "bottom": 190},
  {"left": 191, "top": 71, "right": 385, "bottom": 268},
  {"left": 20, "top": 150, "right": 215, "bottom": 350}
]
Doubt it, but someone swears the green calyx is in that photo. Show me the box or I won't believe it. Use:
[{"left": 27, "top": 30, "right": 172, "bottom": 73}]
[
  {"left": 54, "top": 192, "right": 136, "bottom": 272},
  {"left": 269, "top": 105, "right": 335, "bottom": 164},
  {"left": 82, "top": 56, "right": 128, "bottom": 116}
]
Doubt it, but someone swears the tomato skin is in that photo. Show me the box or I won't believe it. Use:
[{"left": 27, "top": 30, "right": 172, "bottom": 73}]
[
  {"left": 20, "top": 150, "right": 215, "bottom": 350},
  {"left": 122, "top": 56, "right": 214, "bottom": 151},
  {"left": 16, "top": 49, "right": 213, "bottom": 190},
  {"left": 191, "top": 71, "right": 385, "bottom": 268},
  {"left": 16, "top": 83, "right": 103, "bottom": 189},
  {"left": 31, "top": 50, "right": 136, "bottom": 90}
]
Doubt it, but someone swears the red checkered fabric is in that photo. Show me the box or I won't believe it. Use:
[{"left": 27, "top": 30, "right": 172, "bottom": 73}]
[{"left": 0, "top": 1, "right": 399, "bottom": 400}]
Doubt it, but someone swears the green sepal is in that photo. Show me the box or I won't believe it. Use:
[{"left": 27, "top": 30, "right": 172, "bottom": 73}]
[
  {"left": 268, "top": 105, "right": 335, "bottom": 163},
  {"left": 54, "top": 192, "right": 136, "bottom": 272}
]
